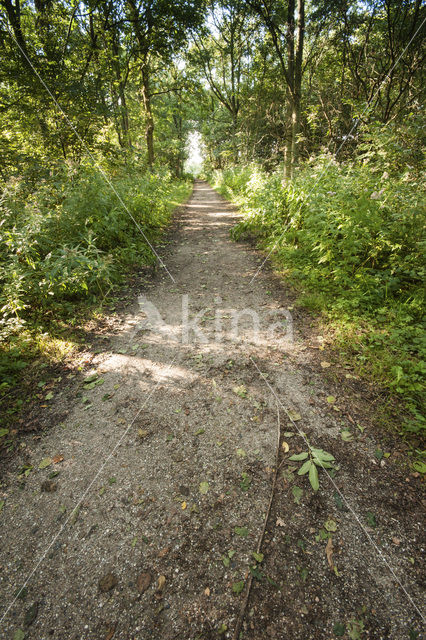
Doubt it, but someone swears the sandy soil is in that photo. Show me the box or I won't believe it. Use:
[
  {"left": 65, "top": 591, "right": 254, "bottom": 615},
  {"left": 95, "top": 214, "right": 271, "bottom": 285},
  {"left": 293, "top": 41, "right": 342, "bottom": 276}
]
[{"left": 0, "top": 181, "right": 424, "bottom": 640}]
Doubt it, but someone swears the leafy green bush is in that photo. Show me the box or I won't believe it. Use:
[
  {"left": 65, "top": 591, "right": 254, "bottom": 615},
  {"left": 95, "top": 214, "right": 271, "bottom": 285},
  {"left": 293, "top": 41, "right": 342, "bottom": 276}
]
[
  {"left": 0, "top": 163, "right": 188, "bottom": 329},
  {"left": 213, "top": 120, "right": 425, "bottom": 435},
  {"left": 0, "top": 161, "right": 190, "bottom": 375}
]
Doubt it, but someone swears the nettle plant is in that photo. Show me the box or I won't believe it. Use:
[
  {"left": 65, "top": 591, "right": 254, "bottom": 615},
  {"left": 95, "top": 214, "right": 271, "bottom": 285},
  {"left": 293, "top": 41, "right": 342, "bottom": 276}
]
[{"left": 289, "top": 445, "right": 336, "bottom": 491}]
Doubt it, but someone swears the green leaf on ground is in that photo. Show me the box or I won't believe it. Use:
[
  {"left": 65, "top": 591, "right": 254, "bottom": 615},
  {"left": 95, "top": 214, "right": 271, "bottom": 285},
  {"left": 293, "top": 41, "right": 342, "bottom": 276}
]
[
  {"left": 289, "top": 452, "right": 309, "bottom": 461},
  {"left": 249, "top": 565, "right": 264, "bottom": 580},
  {"left": 341, "top": 430, "right": 354, "bottom": 442},
  {"left": 0, "top": 500, "right": 4, "bottom": 514},
  {"left": 13, "top": 630, "right": 26, "bottom": 640},
  {"left": 327, "top": 396, "right": 336, "bottom": 403},
  {"left": 45, "top": 392, "right": 54, "bottom": 400},
  {"left": 199, "top": 481, "right": 209, "bottom": 494},
  {"left": 232, "top": 580, "right": 245, "bottom": 594},
  {"left": 240, "top": 472, "right": 251, "bottom": 491},
  {"left": 233, "top": 385, "right": 247, "bottom": 398},
  {"left": 288, "top": 410, "right": 302, "bottom": 422},
  {"left": 333, "top": 622, "right": 346, "bottom": 636},
  {"left": 333, "top": 491, "right": 345, "bottom": 511},
  {"left": 194, "top": 428, "right": 205, "bottom": 436},
  {"left": 366, "top": 511, "right": 377, "bottom": 527},
  {"left": 324, "top": 519, "right": 337, "bottom": 532},
  {"left": 234, "top": 526, "right": 248, "bottom": 538},
  {"left": 0, "top": 428, "right": 9, "bottom": 437},
  {"left": 252, "top": 552, "right": 264, "bottom": 563},
  {"left": 375, "top": 448, "right": 384, "bottom": 460},
  {"left": 38, "top": 457, "right": 52, "bottom": 469},
  {"left": 297, "top": 460, "right": 312, "bottom": 475},
  {"left": 292, "top": 485, "right": 303, "bottom": 504},
  {"left": 236, "top": 448, "right": 246, "bottom": 458},
  {"left": 309, "top": 463, "right": 319, "bottom": 491}
]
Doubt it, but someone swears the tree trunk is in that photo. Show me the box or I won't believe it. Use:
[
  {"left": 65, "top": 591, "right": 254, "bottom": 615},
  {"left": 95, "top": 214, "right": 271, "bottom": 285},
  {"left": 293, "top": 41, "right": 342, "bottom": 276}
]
[
  {"left": 283, "top": 0, "right": 295, "bottom": 182},
  {"left": 141, "top": 65, "right": 155, "bottom": 168},
  {"left": 292, "top": 0, "right": 304, "bottom": 173}
]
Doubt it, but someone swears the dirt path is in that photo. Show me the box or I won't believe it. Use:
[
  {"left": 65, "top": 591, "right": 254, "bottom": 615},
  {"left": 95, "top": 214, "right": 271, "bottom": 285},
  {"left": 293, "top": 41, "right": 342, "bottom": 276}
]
[{"left": 0, "top": 181, "right": 424, "bottom": 640}]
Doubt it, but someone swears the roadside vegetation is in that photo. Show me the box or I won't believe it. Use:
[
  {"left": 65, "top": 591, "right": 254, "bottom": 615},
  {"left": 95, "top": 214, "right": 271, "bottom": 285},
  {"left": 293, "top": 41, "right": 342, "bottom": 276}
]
[
  {"left": 211, "top": 117, "right": 425, "bottom": 440},
  {"left": 0, "top": 164, "right": 191, "bottom": 405}
]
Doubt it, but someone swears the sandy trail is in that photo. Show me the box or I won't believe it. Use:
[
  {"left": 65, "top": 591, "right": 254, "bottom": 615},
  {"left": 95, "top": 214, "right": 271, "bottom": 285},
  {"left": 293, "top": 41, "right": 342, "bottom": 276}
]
[{"left": 0, "top": 182, "right": 424, "bottom": 639}]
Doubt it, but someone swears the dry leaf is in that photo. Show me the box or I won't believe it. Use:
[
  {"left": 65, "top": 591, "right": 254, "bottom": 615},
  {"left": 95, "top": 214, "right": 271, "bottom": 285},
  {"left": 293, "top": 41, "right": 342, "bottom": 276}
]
[
  {"left": 204, "top": 587, "right": 210, "bottom": 596},
  {"left": 136, "top": 572, "right": 151, "bottom": 594},
  {"left": 181, "top": 501, "right": 187, "bottom": 510},
  {"left": 282, "top": 441, "right": 289, "bottom": 453},
  {"left": 157, "top": 575, "right": 166, "bottom": 591},
  {"left": 158, "top": 547, "right": 169, "bottom": 558},
  {"left": 288, "top": 410, "right": 302, "bottom": 422},
  {"left": 392, "top": 537, "right": 401, "bottom": 546},
  {"left": 325, "top": 537, "right": 334, "bottom": 569},
  {"left": 320, "top": 361, "right": 331, "bottom": 368},
  {"left": 104, "top": 625, "right": 116, "bottom": 640},
  {"left": 276, "top": 518, "right": 285, "bottom": 527},
  {"left": 52, "top": 454, "right": 64, "bottom": 464}
]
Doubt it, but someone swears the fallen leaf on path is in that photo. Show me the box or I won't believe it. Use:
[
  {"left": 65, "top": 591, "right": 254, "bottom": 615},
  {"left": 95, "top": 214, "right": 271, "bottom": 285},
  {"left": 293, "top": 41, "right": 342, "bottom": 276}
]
[
  {"left": 324, "top": 519, "right": 337, "bottom": 532},
  {"left": 232, "top": 581, "right": 245, "bottom": 594},
  {"left": 38, "top": 457, "right": 52, "bottom": 469},
  {"left": 320, "top": 361, "right": 331, "bottom": 368},
  {"left": 252, "top": 552, "right": 264, "bottom": 563},
  {"left": 199, "top": 481, "right": 209, "bottom": 494},
  {"left": 136, "top": 572, "right": 151, "bottom": 594},
  {"left": 181, "top": 501, "right": 187, "bottom": 510},
  {"left": 392, "top": 537, "right": 401, "bottom": 546},
  {"left": 24, "top": 601, "right": 38, "bottom": 626},
  {"left": 233, "top": 385, "right": 247, "bottom": 398},
  {"left": 157, "top": 575, "right": 166, "bottom": 591},
  {"left": 327, "top": 396, "right": 336, "bottom": 404},
  {"left": 41, "top": 480, "right": 57, "bottom": 492},
  {"left": 99, "top": 573, "right": 118, "bottom": 593},
  {"left": 234, "top": 526, "right": 248, "bottom": 538},
  {"left": 282, "top": 441, "right": 289, "bottom": 453},
  {"left": 276, "top": 518, "right": 285, "bottom": 527},
  {"left": 52, "top": 455, "right": 64, "bottom": 464},
  {"left": 292, "top": 485, "right": 303, "bottom": 504},
  {"left": 104, "top": 625, "right": 116, "bottom": 640},
  {"left": 325, "top": 537, "right": 334, "bottom": 569},
  {"left": 288, "top": 410, "right": 302, "bottom": 422},
  {"left": 204, "top": 587, "right": 210, "bottom": 596}
]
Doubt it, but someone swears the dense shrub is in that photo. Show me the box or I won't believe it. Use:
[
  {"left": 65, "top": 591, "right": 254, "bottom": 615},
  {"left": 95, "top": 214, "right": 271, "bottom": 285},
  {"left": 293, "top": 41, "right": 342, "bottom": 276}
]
[
  {"left": 0, "top": 162, "right": 190, "bottom": 338},
  {"left": 212, "top": 120, "right": 425, "bottom": 434}
]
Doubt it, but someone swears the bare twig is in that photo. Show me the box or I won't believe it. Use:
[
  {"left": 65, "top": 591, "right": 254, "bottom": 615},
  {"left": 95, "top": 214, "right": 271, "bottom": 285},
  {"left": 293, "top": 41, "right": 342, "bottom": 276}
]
[{"left": 232, "top": 402, "right": 281, "bottom": 640}]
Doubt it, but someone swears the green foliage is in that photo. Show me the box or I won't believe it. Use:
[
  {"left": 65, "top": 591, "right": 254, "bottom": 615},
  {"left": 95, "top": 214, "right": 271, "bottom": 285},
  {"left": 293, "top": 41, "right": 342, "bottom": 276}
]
[
  {"left": 0, "top": 161, "right": 190, "bottom": 389},
  {"left": 289, "top": 447, "right": 336, "bottom": 491},
  {"left": 214, "top": 120, "right": 425, "bottom": 435}
]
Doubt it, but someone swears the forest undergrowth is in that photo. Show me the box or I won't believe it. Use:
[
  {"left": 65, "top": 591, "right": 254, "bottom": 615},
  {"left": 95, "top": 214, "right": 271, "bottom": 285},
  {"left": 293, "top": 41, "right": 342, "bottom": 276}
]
[{"left": 211, "top": 119, "right": 425, "bottom": 444}]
